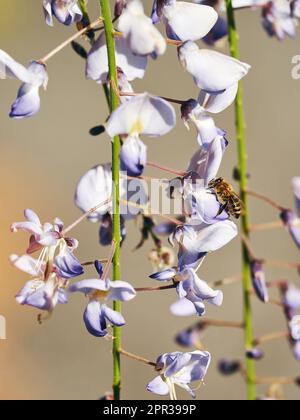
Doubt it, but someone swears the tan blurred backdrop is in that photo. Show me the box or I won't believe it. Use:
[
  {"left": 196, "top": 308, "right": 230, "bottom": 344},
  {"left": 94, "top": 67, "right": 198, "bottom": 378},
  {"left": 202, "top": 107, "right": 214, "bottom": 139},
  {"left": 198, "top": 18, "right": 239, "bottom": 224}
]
[{"left": 1, "top": 0, "right": 300, "bottom": 400}]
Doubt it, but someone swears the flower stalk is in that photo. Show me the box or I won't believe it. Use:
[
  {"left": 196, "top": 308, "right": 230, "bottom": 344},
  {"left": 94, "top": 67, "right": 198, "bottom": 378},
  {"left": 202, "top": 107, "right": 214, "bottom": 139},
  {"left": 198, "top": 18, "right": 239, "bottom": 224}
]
[
  {"left": 99, "top": 0, "right": 122, "bottom": 401},
  {"left": 225, "top": 0, "right": 256, "bottom": 400}
]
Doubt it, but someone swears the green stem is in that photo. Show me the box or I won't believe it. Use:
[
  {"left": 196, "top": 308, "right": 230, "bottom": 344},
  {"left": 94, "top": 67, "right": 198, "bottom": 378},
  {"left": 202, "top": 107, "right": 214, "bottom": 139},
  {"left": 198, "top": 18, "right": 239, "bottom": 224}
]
[
  {"left": 78, "top": 0, "right": 90, "bottom": 23},
  {"left": 99, "top": 0, "right": 122, "bottom": 401},
  {"left": 225, "top": 0, "right": 256, "bottom": 400}
]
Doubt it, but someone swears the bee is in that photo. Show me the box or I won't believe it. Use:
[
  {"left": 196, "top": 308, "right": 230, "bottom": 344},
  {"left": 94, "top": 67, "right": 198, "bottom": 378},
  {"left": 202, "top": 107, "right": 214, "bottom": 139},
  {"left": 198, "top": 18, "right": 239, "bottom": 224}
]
[{"left": 208, "top": 177, "right": 244, "bottom": 219}]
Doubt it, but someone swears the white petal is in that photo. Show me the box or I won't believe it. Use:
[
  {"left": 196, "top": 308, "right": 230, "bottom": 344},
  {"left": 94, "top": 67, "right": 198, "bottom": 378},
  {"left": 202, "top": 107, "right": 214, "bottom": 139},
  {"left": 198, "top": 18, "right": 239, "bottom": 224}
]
[
  {"left": 106, "top": 93, "right": 176, "bottom": 138},
  {"left": 198, "top": 83, "right": 238, "bottom": 114},
  {"left": 170, "top": 298, "right": 198, "bottom": 316},
  {"left": 86, "top": 32, "right": 147, "bottom": 83},
  {"left": 179, "top": 42, "right": 251, "bottom": 92},
  {"left": 0, "top": 50, "right": 32, "bottom": 82},
  {"left": 75, "top": 164, "right": 113, "bottom": 222},
  {"left": 118, "top": 0, "right": 166, "bottom": 56},
  {"left": 10, "top": 254, "right": 42, "bottom": 276},
  {"left": 162, "top": 3, "right": 218, "bottom": 42}
]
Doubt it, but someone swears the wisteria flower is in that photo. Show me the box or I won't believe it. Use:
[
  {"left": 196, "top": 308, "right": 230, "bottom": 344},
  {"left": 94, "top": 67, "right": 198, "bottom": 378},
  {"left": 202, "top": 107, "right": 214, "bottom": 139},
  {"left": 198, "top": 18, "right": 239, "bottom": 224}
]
[
  {"left": 183, "top": 138, "right": 230, "bottom": 225},
  {"left": 43, "top": 0, "right": 83, "bottom": 26},
  {"left": 69, "top": 279, "right": 136, "bottom": 337},
  {"left": 11, "top": 253, "right": 70, "bottom": 312},
  {"left": 171, "top": 268, "right": 223, "bottom": 316},
  {"left": 150, "top": 266, "right": 223, "bottom": 316},
  {"left": 147, "top": 350, "right": 211, "bottom": 400},
  {"left": 0, "top": 50, "right": 48, "bottom": 118},
  {"left": 178, "top": 41, "right": 250, "bottom": 92},
  {"left": 118, "top": 0, "right": 166, "bottom": 57},
  {"left": 16, "top": 274, "right": 68, "bottom": 312},
  {"left": 106, "top": 93, "right": 176, "bottom": 138},
  {"left": 181, "top": 97, "right": 230, "bottom": 146},
  {"left": 11, "top": 209, "right": 77, "bottom": 254},
  {"left": 262, "top": 0, "right": 297, "bottom": 41},
  {"left": 55, "top": 250, "right": 84, "bottom": 279},
  {"left": 11, "top": 244, "right": 82, "bottom": 314},
  {"left": 152, "top": 0, "right": 218, "bottom": 42},
  {"left": 75, "top": 163, "right": 148, "bottom": 238},
  {"left": 171, "top": 220, "right": 238, "bottom": 270},
  {"left": 86, "top": 32, "right": 148, "bottom": 83}
]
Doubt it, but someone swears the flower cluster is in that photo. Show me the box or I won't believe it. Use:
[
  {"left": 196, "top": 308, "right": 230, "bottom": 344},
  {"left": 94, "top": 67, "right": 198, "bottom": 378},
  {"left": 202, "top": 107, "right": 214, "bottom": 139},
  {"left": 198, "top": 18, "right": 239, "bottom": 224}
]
[{"left": 6, "top": 0, "right": 300, "bottom": 402}]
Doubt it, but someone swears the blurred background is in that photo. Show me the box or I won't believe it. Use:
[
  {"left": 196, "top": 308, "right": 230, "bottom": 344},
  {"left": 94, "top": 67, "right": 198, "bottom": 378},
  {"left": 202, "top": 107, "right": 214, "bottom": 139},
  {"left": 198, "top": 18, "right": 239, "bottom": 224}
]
[{"left": 1, "top": 0, "right": 300, "bottom": 400}]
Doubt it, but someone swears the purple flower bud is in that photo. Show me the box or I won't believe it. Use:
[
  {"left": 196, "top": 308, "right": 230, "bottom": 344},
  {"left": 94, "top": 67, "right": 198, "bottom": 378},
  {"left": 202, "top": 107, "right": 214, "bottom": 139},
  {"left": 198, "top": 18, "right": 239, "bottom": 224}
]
[
  {"left": 280, "top": 209, "right": 300, "bottom": 250},
  {"left": 114, "top": 0, "right": 124, "bottom": 18},
  {"left": 246, "top": 348, "right": 264, "bottom": 361},
  {"left": 250, "top": 260, "right": 269, "bottom": 303},
  {"left": 99, "top": 214, "right": 126, "bottom": 246},
  {"left": 94, "top": 261, "right": 104, "bottom": 277},
  {"left": 175, "top": 323, "right": 207, "bottom": 348},
  {"left": 218, "top": 359, "right": 241, "bottom": 376},
  {"left": 175, "top": 329, "right": 198, "bottom": 348},
  {"left": 149, "top": 268, "right": 177, "bottom": 281}
]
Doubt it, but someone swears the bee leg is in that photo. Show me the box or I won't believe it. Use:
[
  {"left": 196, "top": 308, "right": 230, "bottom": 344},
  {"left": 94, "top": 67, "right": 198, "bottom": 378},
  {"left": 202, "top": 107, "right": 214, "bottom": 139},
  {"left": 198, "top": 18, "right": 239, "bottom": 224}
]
[{"left": 216, "top": 203, "right": 228, "bottom": 217}]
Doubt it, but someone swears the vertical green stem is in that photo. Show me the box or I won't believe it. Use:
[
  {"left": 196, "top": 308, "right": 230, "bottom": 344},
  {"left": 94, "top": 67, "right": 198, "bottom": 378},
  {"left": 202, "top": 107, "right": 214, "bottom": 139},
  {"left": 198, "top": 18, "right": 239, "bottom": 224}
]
[
  {"left": 78, "top": 0, "right": 90, "bottom": 23},
  {"left": 99, "top": 0, "right": 122, "bottom": 400},
  {"left": 225, "top": 0, "right": 256, "bottom": 400}
]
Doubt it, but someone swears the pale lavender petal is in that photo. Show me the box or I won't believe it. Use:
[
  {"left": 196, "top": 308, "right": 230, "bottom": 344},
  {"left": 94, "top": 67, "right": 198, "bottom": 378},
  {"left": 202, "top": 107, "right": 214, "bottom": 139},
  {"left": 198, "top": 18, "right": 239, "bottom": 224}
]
[
  {"left": 102, "top": 305, "right": 126, "bottom": 327},
  {"left": 11, "top": 221, "right": 43, "bottom": 235},
  {"left": 58, "top": 289, "right": 68, "bottom": 304},
  {"left": 10, "top": 84, "right": 41, "bottom": 119},
  {"left": 0, "top": 49, "right": 32, "bottom": 82},
  {"left": 179, "top": 42, "right": 250, "bottom": 92},
  {"left": 86, "top": 32, "right": 147, "bottom": 83},
  {"left": 24, "top": 209, "right": 41, "bottom": 225},
  {"left": 10, "top": 254, "right": 42, "bottom": 276},
  {"left": 147, "top": 376, "right": 169, "bottom": 396},
  {"left": 83, "top": 301, "right": 107, "bottom": 337},
  {"left": 106, "top": 94, "right": 176, "bottom": 138},
  {"left": 108, "top": 281, "right": 137, "bottom": 302},
  {"left": 69, "top": 279, "right": 109, "bottom": 294},
  {"left": 170, "top": 298, "right": 198, "bottom": 317},
  {"left": 150, "top": 268, "right": 177, "bottom": 281},
  {"left": 198, "top": 83, "right": 238, "bottom": 114},
  {"left": 161, "top": 3, "right": 218, "bottom": 42},
  {"left": 164, "top": 353, "right": 192, "bottom": 378},
  {"left": 75, "top": 163, "right": 113, "bottom": 222}
]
